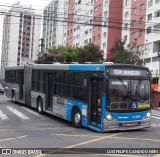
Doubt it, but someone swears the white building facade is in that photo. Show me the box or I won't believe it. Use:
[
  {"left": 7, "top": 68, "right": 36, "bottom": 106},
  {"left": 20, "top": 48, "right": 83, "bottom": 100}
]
[
  {"left": 1, "top": 2, "right": 41, "bottom": 79},
  {"left": 122, "top": 0, "right": 160, "bottom": 83},
  {"left": 43, "top": 0, "right": 68, "bottom": 50}
]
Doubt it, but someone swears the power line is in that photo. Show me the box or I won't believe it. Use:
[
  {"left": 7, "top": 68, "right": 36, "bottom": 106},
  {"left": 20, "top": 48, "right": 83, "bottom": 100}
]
[
  {"left": 0, "top": 10, "right": 159, "bottom": 28},
  {"left": 0, "top": 2, "right": 160, "bottom": 18},
  {"left": 0, "top": 1, "right": 160, "bottom": 12}
]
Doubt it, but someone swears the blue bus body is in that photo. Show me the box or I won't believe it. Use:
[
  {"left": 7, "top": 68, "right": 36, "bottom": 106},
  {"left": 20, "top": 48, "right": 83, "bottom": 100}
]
[{"left": 4, "top": 64, "right": 151, "bottom": 132}]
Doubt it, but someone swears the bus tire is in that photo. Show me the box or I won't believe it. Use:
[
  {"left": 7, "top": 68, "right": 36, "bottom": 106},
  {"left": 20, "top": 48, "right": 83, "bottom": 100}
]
[
  {"left": 12, "top": 91, "right": 16, "bottom": 103},
  {"left": 72, "top": 108, "right": 82, "bottom": 128},
  {"left": 37, "top": 98, "right": 43, "bottom": 115}
]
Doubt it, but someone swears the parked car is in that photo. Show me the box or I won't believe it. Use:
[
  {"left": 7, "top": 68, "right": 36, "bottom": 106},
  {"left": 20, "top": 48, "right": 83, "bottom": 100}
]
[{"left": 0, "top": 84, "right": 4, "bottom": 95}]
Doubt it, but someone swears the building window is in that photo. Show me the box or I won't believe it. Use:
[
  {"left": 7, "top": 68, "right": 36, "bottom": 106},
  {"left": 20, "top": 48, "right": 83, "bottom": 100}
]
[
  {"left": 147, "top": 27, "right": 152, "bottom": 34},
  {"left": 99, "top": 4, "right": 102, "bottom": 10},
  {"left": 132, "top": 20, "right": 136, "bottom": 26},
  {"left": 155, "top": 0, "right": 160, "bottom": 4},
  {"left": 123, "top": 35, "right": 127, "bottom": 42},
  {"left": 139, "top": 17, "right": 144, "bottom": 23},
  {"left": 104, "top": 11, "right": 107, "bottom": 17},
  {"left": 124, "top": 23, "right": 128, "bottom": 29},
  {"left": 90, "top": 10, "right": 93, "bottom": 15},
  {"left": 105, "top": 0, "right": 108, "bottom": 6},
  {"left": 98, "top": 34, "right": 100, "bottom": 39},
  {"left": 139, "top": 29, "right": 143, "bottom": 36},
  {"left": 148, "top": 0, "right": 153, "bottom": 7},
  {"left": 125, "top": 0, "right": 129, "bottom": 6},
  {"left": 125, "top": 11, "right": 129, "bottom": 18},
  {"left": 103, "top": 43, "right": 106, "bottom": 48},
  {"left": 132, "top": 8, "right": 137, "bottom": 14},
  {"left": 140, "top": 4, "right": 144, "bottom": 11},
  {"left": 103, "top": 32, "right": 106, "bottom": 37},
  {"left": 131, "top": 32, "right": 136, "bottom": 40},
  {"left": 154, "top": 10, "right": 160, "bottom": 18},
  {"left": 148, "top": 13, "right": 152, "bottom": 21}
]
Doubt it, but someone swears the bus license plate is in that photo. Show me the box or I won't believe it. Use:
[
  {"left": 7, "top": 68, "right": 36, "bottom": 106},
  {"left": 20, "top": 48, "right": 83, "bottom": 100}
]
[{"left": 122, "top": 122, "right": 136, "bottom": 127}]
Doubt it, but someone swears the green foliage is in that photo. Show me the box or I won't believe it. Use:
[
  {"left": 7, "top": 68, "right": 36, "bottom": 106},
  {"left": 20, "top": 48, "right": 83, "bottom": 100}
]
[
  {"left": 109, "top": 40, "right": 143, "bottom": 66},
  {"left": 35, "top": 50, "right": 58, "bottom": 64},
  {"left": 35, "top": 43, "right": 104, "bottom": 64},
  {"left": 57, "top": 46, "right": 78, "bottom": 63},
  {"left": 77, "top": 43, "right": 104, "bottom": 63}
]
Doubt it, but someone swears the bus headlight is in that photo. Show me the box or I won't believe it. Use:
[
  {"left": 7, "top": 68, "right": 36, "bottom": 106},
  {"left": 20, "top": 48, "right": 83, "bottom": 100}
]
[
  {"left": 106, "top": 113, "right": 113, "bottom": 121},
  {"left": 146, "top": 112, "right": 151, "bottom": 118},
  {"left": 144, "top": 111, "right": 151, "bottom": 119}
]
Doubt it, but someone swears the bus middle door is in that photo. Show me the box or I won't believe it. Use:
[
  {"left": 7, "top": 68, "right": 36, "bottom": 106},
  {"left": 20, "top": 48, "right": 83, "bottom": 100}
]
[
  {"left": 89, "top": 77, "right": 102, "bottom": 128},
  {"left": 46, "top": 73, "right": 54, "bottom": 110}
]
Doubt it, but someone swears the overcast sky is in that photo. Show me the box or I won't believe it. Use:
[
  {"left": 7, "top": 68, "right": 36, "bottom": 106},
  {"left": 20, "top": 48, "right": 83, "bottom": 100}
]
[{"left": 0, "top": 0, "right": 52, "bottom": 62}]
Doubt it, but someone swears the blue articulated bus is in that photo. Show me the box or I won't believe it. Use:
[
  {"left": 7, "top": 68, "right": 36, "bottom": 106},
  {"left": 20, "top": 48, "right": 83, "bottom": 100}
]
[{"left": 4, "top": 63, "right": 151, "bottom": 132}]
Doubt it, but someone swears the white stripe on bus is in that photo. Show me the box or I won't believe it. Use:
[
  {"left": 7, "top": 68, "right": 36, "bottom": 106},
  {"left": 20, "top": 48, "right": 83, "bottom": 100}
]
[
  {"left": 0, "top": 110, "right": 8, "bottom": 119},
  {"left": 21, "top": 107, "right": 39, "bottom": 116},
  {"left": 6, "top": 106, "right": 30, "bottom": 120}
]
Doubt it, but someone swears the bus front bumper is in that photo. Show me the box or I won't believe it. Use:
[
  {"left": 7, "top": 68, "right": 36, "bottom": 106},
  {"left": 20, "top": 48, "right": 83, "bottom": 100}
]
[{"left": 103, "top": 117, "right": 151, "bottom": 132}]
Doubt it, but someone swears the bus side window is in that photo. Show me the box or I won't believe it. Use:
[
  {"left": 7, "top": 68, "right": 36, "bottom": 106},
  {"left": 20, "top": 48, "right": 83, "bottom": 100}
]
[
  {"left": 32, "top": 70, "right": 39, "bottom": 91},
  {"left": 72, "top": 72, "right": 88, "bottom": 102},
  {"left": 39, "top": 71, "right": 45, "bottom": 93},
  {"left": 63, "top": 71, "right": 72, "bottom": 98},
  {"left": 55, "top": 71, "right": 63, "bottom": 96}
]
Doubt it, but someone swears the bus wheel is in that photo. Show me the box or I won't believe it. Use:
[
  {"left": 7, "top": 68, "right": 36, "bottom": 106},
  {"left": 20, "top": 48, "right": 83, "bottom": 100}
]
[
  {"left": 37, "top": 98, "right": 43, "bottom": 115},
  {"left": 72, "top": 108, "right": 82, "bottom": 128},
  {"left": 12, "top": 91, "right": 16, "bottom": 103}
]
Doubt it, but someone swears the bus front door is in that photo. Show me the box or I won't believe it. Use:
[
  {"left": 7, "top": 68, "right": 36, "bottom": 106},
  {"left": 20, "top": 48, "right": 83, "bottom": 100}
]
[
  {"left": 46, "top": 73, "right": 54, "bottom": 110},
  {"left": 89, "top": 78, "right": 102, "bottom": 128}
]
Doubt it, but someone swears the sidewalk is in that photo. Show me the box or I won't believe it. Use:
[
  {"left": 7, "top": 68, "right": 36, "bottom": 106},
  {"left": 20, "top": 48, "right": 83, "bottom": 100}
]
[{"left": 152, "top": 109, "right": 160, "bottom": 115}]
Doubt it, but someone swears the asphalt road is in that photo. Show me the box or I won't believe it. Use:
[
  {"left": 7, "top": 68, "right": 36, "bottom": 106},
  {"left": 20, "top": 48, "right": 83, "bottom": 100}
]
[{"left": 0, "top": 94, "right": 160, "bottom": 157}]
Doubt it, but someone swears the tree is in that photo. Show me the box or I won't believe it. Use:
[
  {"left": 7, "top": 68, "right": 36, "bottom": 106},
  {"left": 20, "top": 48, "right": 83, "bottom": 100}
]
[
  {"left": 109, "top": 39, "right": 144, "bottom": 66},
  {"left": 77, "top": 43, "right": 104, "bottom": 63},
  {"left": 35, "top": 47, "right": 58, "bottom": 64},
  {"left": 57, "top": 46, "right": 78, "bottom": 63}
]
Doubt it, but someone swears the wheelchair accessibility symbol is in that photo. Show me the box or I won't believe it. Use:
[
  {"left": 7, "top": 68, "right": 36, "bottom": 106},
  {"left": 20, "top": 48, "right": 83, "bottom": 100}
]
[{"left": 132, "top": 102, "right": 137, "bottom": 109}]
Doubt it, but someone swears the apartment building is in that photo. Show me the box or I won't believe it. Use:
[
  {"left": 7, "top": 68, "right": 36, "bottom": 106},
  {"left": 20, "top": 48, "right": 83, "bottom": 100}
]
[
  {"left": 43, "top": 0, "right": 68, "bottom": 50},
  {"left": 1, "top": 2, "right": 41, "bottom": 79},
  {"left": 122, "top": 0, "right": 160, "bottom": 83},
  {"left": 66, "top": 0, "right": 123, "bottom": 60},
  {"left": 43, "top": 0, "right": 123, "bottom": 60}
]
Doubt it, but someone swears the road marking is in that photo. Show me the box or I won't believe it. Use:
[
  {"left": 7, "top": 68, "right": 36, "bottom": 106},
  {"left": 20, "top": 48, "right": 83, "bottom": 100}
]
[
  {"left": 34, "top": 133, "right": 121, "bottom": 157},
  {"left": 152, "top": 113, "right": 160, "bottom": 117},
  {"left": 110, "top": 136, "right": 160, "bottom": 142},
  {"left": 152, "top": 124, "right": 160, "bottom": 127},
  {"left": 0, "top": 110, "right": 8, "bottom": 119},
  {"left": 0, "top": 135, "right": 28, "bottom": 142},
  {"left": 152, "top": 116, "right": 160, "bottom": 119},
  {"left": 51, "top": 133, "right": 102, "bottom": 138},
  {"left": 92, "top": 154, "right": 142, "bottom": 157},
  {"left": 6, "top": 106, "right": 30, "bottom": 119},
  {"left": 21, "top": 107, "right": 40, "bottom": 116},
  {"left": 153, "top": 154, "right": 160, "bottom": 157}
]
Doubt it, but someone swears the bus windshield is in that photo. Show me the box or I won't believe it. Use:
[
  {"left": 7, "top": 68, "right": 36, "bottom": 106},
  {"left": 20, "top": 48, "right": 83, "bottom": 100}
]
[{"left": 107, "top": 79, "right": 150, "bottom": 111}]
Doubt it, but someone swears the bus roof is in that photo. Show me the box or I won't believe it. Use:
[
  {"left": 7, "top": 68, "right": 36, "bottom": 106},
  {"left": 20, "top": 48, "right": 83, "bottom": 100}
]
[{"left": 5, "top": 63, "right": 149, "bottom": 71}]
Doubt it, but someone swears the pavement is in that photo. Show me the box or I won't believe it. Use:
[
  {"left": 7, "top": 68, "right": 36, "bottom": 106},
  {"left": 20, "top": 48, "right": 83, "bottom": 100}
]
[{"left": 152, "top": 109, "right": 160, "bottom": 114}]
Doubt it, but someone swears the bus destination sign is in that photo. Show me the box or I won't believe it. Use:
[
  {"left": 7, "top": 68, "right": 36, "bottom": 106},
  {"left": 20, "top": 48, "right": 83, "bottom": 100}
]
[{"left": 109, "top": 69, "right": 147, "bottom": 77}]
